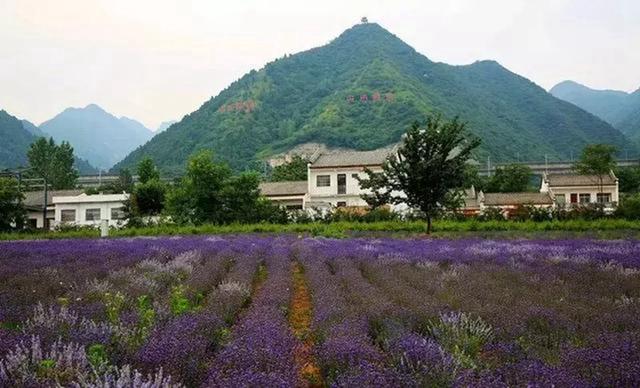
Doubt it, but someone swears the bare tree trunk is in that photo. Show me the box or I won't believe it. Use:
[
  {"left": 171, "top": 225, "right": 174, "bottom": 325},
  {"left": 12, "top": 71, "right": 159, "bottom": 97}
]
[{"left": 426, "top": 215, "right": 432, "bottom": 234}]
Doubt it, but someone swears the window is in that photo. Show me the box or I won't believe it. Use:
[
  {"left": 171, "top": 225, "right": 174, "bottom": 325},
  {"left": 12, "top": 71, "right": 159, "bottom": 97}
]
[
  {"left": 337, "top": 174, "right": 346, "bottom": 195},
  {"left": 85, "top": 208, "right": 101, "bottom": 221},
  {"left": 596, "top": 193, "right": 611, "bottom": 203},
  {"left": 351, "top": 173, "right": 359, "bottom": 179},
  {"left": 111, "top": 207, "right": 126, "bottom": 220},
  {"left": 570, "top": 193, "right": 578, "bottom": 203},
  {"left": 555, "top": 194, "right": 566, "bottom": 204},
  {"left": 579, "top": 193, "right": 591, "bottom": 203},
  {"left": 61, "top": 209, "right": 76, "bottom": 223},
  {"left": 316, "top": 175, "right": 330, "bottom": 187},
  {"left": 336, "top": 201, "right": 347, "bottom": 207}
]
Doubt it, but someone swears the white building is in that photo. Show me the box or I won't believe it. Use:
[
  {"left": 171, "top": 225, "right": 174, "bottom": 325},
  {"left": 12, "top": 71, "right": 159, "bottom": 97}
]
[
  {"left": 540, "top": 171, "right": 619, "bottom": 212},
  {"left": 306, "top": 148, "right": 394, "bottom": 209},
  {"left": 52, "top": 193, "right": 129, "bottom": 228},
  {"left": 24, "top": 190, "right": 83, "bottom": 229}
]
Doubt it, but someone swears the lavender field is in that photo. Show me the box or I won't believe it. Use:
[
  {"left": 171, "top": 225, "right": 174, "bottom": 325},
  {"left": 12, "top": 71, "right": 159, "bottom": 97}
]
[{"left": 1, "top": 236, "right": 639, "bottom": 387}]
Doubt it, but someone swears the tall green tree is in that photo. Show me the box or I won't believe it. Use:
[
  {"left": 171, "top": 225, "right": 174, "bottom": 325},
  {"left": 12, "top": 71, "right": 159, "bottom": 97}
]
[
  {"left": 357, "top": 168, "right": 392, "bottom": 209},
  {"left": 574, "top": 144, "right": 617, "bottom": 194},
  {"left": 166, "top": 151, "right": 231, "bottom": 224},
  {"left": 115, "top": 168, "right": 134, "bottom": 193},
  {"left": 359, "top": 116, "right": 480, "bottom": 233},
  {"left": 27, "top": 137, "right": 78, "bottom": 189},
  {"left": 616, "top": 166, "right": 640, "bottom": 193},
  {"left": 0, "top": 177, "right": 25, "bottom": 231},
  {"left": 137, "top": 157, "right": 160, "bottom": 184},
  {"left": 270, "top": 155, "right": 308, "bottom": 182},
  {"left": 132, "top": 180, "right": 166, "bottom": 216},
  {"left": 486, "top": 164, "right": 532, "bottom": 192}
]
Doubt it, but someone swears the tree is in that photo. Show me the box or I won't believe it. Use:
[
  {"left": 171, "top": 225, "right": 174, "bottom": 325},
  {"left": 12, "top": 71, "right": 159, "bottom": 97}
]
[
  {"left": 132, "top": 180, "right": 166, "bottom": 216},
  {"left": 220, "top": 172, "right": 264, "bottom": 223},
  {"left": 574, "top": 144, "right": 617, "bottom": 194},
  {"left": 615, "top": 166, "right": 640, "bottom": 193},
  {"left": 137, "top": 157, "right": 160, "bottom": 184},
  {"left": 359, "top": 116, "right": 480, "bottom": 233},
  {"left": 357, "top": 168, "right": 392, "bottom": 209},
  {"left": 27, "top": 137, "right": 78, "bottom": 189},
  {"left": 115, "top": 168, "right": 134, "bottom": 193},
  {"left": 486, "top": 164, "right": 532, "bottom": 192},
  {"left": 270, "top": 155, "right": 308, "bottom": 182},
  {"left": 0, "top": 177, "right": 25, "bottom": 231},
  {"left": 461, "top": 164, "right": 486, "bottom": 191},
  {"left": 166, "top": 151, "right": 231, "bottom": 225}
]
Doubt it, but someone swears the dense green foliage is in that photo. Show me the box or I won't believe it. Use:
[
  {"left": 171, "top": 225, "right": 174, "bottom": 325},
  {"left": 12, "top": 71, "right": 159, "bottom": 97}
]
[
  {"left": 132, "top": 180, "right": 166, "bottom": 216},
  {"left": 486, "top": 164, "right": 533, "bottom": 192},
  {"left": 0, "top": 177, "right": 25, "bottom": 231},
  {"left": 137, "top": 157, "right": 160, "bottom": 184},
  {"left": 270, "top": 155, "right": 308, "bottom": 181},
  {"left": 165, "top": 151, "right": 286, "bottom": 225},
  {"left": 3, "top": 219, "right": 640, "bottom": 241},
  {"left": 27, "top": 137, "right": 78, "bottom": 190},
  {"left": 617, "top": 166, "right": 640, "bottom": 193},
  {"left": 615, "top": 194, "right": 640, "bottom": 220},
  {"left": 550, "top": 81, "right": 640, "bottom": 144},
  {"left": 114, "top": 23, "right": 631, "bottom": 174},
  {"left": 574, "top": 144, "right": 617, "bottom": 194},
  {"left": 360, "top": 117, "right": 480, "bottom": 232}
]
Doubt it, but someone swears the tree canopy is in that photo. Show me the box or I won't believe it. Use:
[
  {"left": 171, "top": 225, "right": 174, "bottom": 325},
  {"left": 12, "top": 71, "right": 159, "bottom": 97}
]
[
  {"left": 0, "top": 177, "right": 25, "bottom": 231},
  {"left": 27, "top": 137, "right": 78, "bottom": 189},
  {"left": 359, "top": 116, "right": 480, "bottom": 233},
  {"left": 270, "top": 155, "right": 308, "bottom": 182},
  {"left": 486, "top": 164, "right": 533, "bottom": 193}
]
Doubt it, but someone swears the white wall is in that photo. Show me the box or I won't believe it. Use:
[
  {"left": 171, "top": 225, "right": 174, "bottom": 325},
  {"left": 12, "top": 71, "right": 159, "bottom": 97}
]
[
  {"left": 53, "top": 201, "right": 126, "bottom": 227},
  {"left": 544, "top": 185, "right": 619, "bottom": 205},
  {"left": 308, "top": 167, "right": 382, "bottom": 207}
]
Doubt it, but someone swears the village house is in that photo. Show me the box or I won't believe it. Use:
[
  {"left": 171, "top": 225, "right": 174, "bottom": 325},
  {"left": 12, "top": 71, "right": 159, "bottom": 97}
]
[
  {"left": 260, "top": 150, "right": 621, "bottom": 217},
  {"left": 305, "top": 148, "right": 396, "bottom": 210},
  {"left": 24, "top": 189, "right": 83, "bottom": 229},
  {"left": 540, "top": 171, "right": 619, "bottom": 212},
  {"left": 258, "top": 181, "right": 308, "bottom": 210},
  {"left": 23, "top": 191, "right": 129, "bottom": 229},
  {"left": 52, "top": 192, "right": 129, "bottom": 228}
]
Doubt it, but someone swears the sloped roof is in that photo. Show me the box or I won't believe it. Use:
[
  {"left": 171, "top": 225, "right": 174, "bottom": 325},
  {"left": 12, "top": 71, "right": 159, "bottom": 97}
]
[
  {"left": 259, "top": 181, "right": 307, "bottom": 197},
  {"left": 545, "top": 172, "right": 616, "bottom": 186},
  {"left": 484, "top": 192, "right": 554, "bottom": 206},
  {"left": 311, "top": 148, "right": 394, "bottom": 168},
  {"left": 23, "top": 190, "right": 83, "bottom": 208}
]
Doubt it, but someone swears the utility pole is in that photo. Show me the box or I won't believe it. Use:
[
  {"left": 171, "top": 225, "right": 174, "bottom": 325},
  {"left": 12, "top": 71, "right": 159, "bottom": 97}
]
[
  {"left": 487, "top": 156, "right": 491, "bottom": 177},
  {"left": 42, "top": 178, "right": 48, "bottom": 230}
]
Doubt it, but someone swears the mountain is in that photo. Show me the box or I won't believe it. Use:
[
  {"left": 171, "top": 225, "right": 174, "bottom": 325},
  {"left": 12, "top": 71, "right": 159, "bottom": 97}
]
[
  {"left": 0, "top": 110, "right": 37, "bottom": 169},
  {"left": 40, "top": 104, "right": 153, "bottom": 169},
  {"left": 115, "top": 22, "right": 633, "bottom": 174},
  {"left": 550, "top": 81, "right": 640, "bottom": 143},
  {"left": 156, "top": 120, "right": 177, "bottom": 133},
  {"left": 0, "top": 110, "right": 97, "bottom": 174}
]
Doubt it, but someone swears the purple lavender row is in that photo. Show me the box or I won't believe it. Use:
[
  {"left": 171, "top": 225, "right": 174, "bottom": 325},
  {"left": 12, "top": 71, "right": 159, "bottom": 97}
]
[
  {"left": 296, "top": 238, "right": 414, "bottom": 386},
  {"left": 204, "top": 237, "right": 301, "bottom": 387},
  {"left": 136, "top": 240, "right": 269, "bottom": 386}
]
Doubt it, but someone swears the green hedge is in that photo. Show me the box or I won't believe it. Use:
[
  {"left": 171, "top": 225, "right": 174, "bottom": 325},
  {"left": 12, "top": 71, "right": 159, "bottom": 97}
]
[{"left": 1, "top": 219, "right": 640, "bottom": 241}]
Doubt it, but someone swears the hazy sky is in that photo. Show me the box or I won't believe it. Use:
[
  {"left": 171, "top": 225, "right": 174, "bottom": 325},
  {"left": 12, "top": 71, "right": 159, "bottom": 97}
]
[{"left": 1, "top": 0, "right": 639, "bottom": 129}]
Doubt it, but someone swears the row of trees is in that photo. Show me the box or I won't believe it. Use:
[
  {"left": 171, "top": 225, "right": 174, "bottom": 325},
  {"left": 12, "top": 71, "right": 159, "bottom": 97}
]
[{"left": 126, "top": 152, "right": 287, "bottom": 226}]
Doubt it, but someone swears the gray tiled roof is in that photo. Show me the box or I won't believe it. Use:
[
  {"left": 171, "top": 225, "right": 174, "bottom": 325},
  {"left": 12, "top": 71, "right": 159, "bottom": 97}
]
[
  {"left": 311, "top": 148, "right": 394, "bottom": 168},
  {"left": 259, "top": 181, "right": 307, "bottom": 197},
  {"left": 23, "top": 190, "right": 83, "bottom": 208},
  {"left": 484, "top": 192, "right": 554, "bottom": 206},
  {"left": 545, "top": 173, "right": 617, "bottom": 186}
]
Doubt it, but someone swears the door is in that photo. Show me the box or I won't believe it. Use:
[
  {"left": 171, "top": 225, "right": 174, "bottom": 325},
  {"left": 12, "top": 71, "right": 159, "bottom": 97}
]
[{"left": 337, "top": 174, "right": 346, "bottom": 195}]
